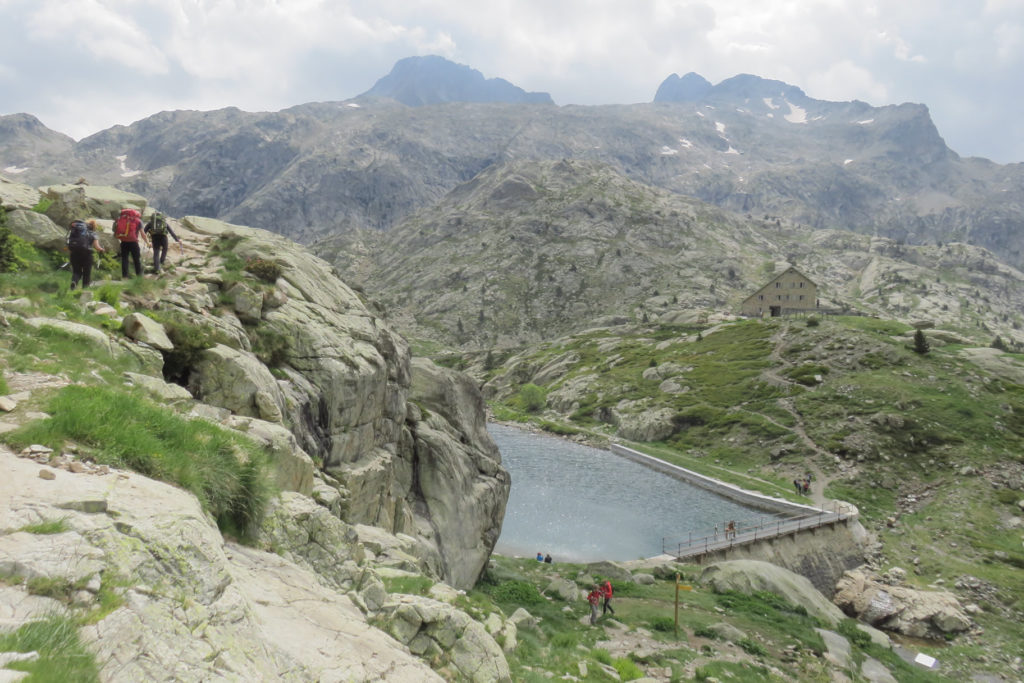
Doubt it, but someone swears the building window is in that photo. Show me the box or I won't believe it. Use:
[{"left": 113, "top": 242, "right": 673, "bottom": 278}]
[
  {"left": 758, "top": 295, "right": 763, "bottom": 301},
  {"left": 775, "top": 282, "right": 780, "bottom": 288},
  {"left": 799, "top": 295, "right": 804, "bottom": 301},
  {"left": 799, "top": 282, "right": 804, "bottom": 288}
]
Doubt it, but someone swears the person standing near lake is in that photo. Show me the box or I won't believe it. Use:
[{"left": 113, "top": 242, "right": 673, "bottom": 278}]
[
  {"left": 587, "top": 585, "right": 602, "bottom": 625},
  {"left": 601, "top": 580, "right": 615, "bottom": 616}
]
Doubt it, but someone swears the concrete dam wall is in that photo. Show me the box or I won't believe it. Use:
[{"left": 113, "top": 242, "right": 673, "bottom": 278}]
[{"left": 611, "top": 444, "right": 869, "bottom": 595}]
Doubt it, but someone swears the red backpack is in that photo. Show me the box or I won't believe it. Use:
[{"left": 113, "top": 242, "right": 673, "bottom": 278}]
[{"left": 114, "top": 208, "right": 141, "bottom": 241}]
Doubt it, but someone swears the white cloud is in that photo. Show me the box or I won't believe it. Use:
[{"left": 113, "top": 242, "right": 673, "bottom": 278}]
[
  {"left": 0, "top": 0, "right": 1022, "bottom": 161},
  {"left": 27, "top": 0, "right": 169, "bottom": 75}
]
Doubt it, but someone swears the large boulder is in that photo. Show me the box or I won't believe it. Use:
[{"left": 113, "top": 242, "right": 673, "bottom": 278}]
[
  {"left": 5, "top": 209, "right": 66, "bottom": 250},
  {"left": 700, "top": 559, "right": 846, "bottom": 626},
  {"left": 122, "top": 313, "right": 174, "bottom": 351},
  {"left": 41, "top": 183, "right": 147, "bottom": 229},
  {"left": 256, "top": 492, "right": 364, "bottom": 590},
  {"left": 0, "top": 176, "right": 42, "bottom": 210},
  {"left": 0, "top": 446, "right": 441, "bottom": 682},
  {"left": 379, "top": 594, "right": 511, "bottom": 683},
  {"left": 613, "top": 405, "right": 676, "bottom": 442},
  {"left": 408, "top": 358, "right": 510, "bottom": 589},
  {"left": 188, "top": 344, "right": 286, "bottom": 423},
  {"left": 833, "top": 569, "right": 972, "bottom": 639}
]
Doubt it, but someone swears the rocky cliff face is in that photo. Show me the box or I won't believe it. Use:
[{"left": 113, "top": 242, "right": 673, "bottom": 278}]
[{"left": 0, "top": 180, "right": 510, "bottom": 593}]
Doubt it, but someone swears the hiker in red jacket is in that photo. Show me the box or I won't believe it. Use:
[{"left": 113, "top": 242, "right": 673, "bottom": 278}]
[
  {"left": 601, "top": 580, "right": 615, "bottom": 616},
  {"left": 114, "top": 207, "right": 149, "bottom": 278}
]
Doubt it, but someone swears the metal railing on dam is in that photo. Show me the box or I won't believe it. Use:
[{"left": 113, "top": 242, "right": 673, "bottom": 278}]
[
  {"left": 608, "top": 443, "right": 859, "bottom": 561},
  {"left": 661, "top": 503, "right": 854, "bottom": 561}
]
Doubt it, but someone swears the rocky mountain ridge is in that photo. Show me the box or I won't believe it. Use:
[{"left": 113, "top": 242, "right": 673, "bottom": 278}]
[
  {"left": 313, "top": 158, "right": 1024, "bottom": 350},
  {"left": 2, "top": 58, "right": 1022, "bottom": 270},
  {"left": 360, "top": 55, "right": 554, "bottom": 106}
]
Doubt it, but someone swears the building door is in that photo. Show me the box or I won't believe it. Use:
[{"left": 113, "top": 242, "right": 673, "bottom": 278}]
[{"left": 770, "top": 305, "right": 781, "bottom": 317}]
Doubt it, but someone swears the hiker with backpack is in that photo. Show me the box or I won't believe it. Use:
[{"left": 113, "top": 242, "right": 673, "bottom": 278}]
[
  {"left": 144, "top": 211, "right": 181, "bottom": 274},
  {"left": 114, "top": 207, "right": 149, "bottom": 278},
  {"left": 66, "top": 219, "right": 104, "bottom": 290}
]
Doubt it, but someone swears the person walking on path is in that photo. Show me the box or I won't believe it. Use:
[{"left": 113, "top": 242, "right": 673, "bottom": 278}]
[
  {"left": 66, "top": 219, "right": 104, "bottom": 290},
  {"left": 601, "top": 580, "right": 615, "bottom": 616},
  {"left": 725, "top": 520, "right": 737, "bottom": 540},
  {"left": 114, "top": 208, "right": 148, "bottom": 278},
  {"left": 587, "top": 585, "right": 602, "bottom": 625},
  {"left": 144, "top": 211, "right": 182, "bottom": 274}
]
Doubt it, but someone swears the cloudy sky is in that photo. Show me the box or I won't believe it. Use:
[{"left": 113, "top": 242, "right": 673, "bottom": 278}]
[{"left": 2, "top": 0, "right": 1023, "bottom": 163}]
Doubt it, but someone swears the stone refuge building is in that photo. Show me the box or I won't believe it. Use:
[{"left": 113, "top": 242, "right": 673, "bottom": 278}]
[{"left": 740, "top": 266, "right": 818, "bottom": 317}]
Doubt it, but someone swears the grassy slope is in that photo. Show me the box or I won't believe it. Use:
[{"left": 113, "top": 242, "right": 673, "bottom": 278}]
[{"left": 484, "top": 316, "right": 1024, "bottom": 679}]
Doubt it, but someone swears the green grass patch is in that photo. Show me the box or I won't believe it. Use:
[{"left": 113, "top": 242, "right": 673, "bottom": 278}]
[
  {"left": 0, "top": 613, "right": 100, "bottom": 682},
  {"left": 17, "top": 518, "right": 70, "bottom": 535},
  {"left": 3, "top": 384, "right": 273, "bottom": 539},
  {"left": 381, "top": 575, "right": 434, "bottom": 595}
]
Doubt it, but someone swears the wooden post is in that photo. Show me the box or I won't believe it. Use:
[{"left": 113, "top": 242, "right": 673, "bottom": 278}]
[{"left": 674, "top": 573, "right": 680, "bottom": 639}]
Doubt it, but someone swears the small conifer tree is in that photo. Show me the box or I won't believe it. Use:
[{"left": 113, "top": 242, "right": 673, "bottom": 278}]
[
  {"left": 991, "top": 336, "right": 1008, "bottom": 351},
  {"left": 0, "top": 209, "right": 16, "bottom": 273},
  {"left": 913, "top": 329, "right": 930, "bottom": 355}
]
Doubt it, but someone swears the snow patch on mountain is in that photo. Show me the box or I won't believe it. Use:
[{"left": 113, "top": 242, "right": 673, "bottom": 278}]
[
  {"left": 784, "top": 101, "right": 807, "bottom": 124},
  {"left": 3, "top": 166, "right": 28, "bottom": 174},
  {"left": 115, "top": 154, "right": 141, "bottom": 178}
]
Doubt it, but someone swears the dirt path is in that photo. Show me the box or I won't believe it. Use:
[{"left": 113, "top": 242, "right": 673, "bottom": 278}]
[{"left": 753, "top": 325, "right": 839, "bottom": 508}]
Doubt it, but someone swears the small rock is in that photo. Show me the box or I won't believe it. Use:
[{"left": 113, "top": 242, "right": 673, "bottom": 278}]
[
  {"left": 38, "top": 469, "right": 56, "bottom": 480},
  {"left": 0, "top": 396, "right": 16, "bottom": 412},
  {"left": 69, "top": 461, "right": 87, "bottom": 474}
]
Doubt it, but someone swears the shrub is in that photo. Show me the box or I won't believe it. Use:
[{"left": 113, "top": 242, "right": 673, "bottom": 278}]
[
  {"left": 738, "top": 638, "right": 768, "bottom": 656},
  {"left": 592, "top": 648, "right": 612, "bottom": 665},
  {"left": 912, "top": 329, "right": 930, "bottom": 355},
  {"left": 806, "top": 316, "right": 820, "bottom": 327},
  {"left": 612, "top": 657, "right": 645, "bottom": 681},
  {"left": 649, "top": 616, "right": 677, "bottom": 632},
  {"left": 93, "top": 283, "right": 122, "bottom": 308},
  {"left": 0, "top": 208, "right": 29, "bottom": 273},
  {"left": 31, "top": 198, "right": 54, "bottom": 214},
  {"left": 517, "top": 383, "right": 547, "bottom": 413},
  {"left": 153, "top": 312, "right": 233, "bottom": 384},
  {"left": 486, "top": 580, "right": 545, "bottom": 605},
  {"left": 248, "top": 325, "right": 291, "bottom": 368},
  {"left": 244, "top": 257, "right": 283, "bottom": 283}
]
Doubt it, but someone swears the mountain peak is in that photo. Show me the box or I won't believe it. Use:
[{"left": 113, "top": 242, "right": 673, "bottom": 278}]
[
  {"left": 653, "top": 72, "right": 712, "bottom": 102},
  {"left": 360, "top": 55, "right": 554, "bottom": 107}
]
